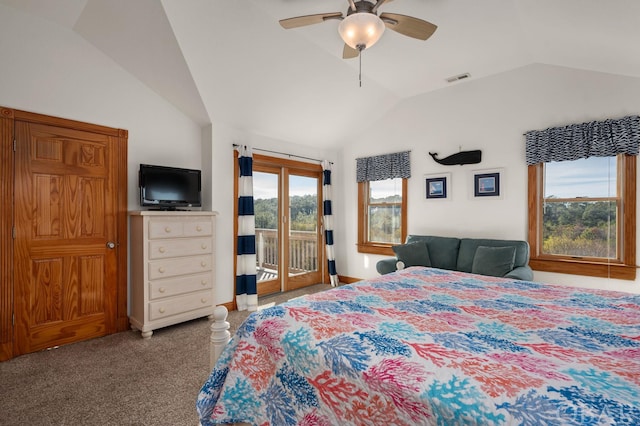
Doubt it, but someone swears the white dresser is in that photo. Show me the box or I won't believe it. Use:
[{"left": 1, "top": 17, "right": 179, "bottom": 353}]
[{"left": 129, "top": 211, "right": 217, "bottom": 338}]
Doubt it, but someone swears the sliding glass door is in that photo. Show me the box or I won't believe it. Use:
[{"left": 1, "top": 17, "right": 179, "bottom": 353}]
[
  {"left": 254, "top": 166, "right": 281, "bottom": 295},
  {"left": 285, "top": 171, "right": 322, "bottom": 290},
  {"left": 252, "top": 157, "right": 323, "bottom": 295}
]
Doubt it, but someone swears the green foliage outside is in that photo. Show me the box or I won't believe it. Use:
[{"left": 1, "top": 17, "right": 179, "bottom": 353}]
[
  {"left": 542, "top": 200, "right": 617, "bottom": 258},
  {"left": 254, "top": 195, "right": 318, "bottom": 272},
  {"left": 368, "top": 194, "right": 402, "bottom": 244},
  {"left": 254, "top": 194, "right": 317, "bottom": 231}
]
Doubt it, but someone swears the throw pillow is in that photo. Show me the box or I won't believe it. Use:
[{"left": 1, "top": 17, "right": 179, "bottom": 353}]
[
  {"left": 472, "top": 246, "right": 516, "bottom": 277},
  {"left": 392, "top": 242, "right": 432, "bottom": 268}
]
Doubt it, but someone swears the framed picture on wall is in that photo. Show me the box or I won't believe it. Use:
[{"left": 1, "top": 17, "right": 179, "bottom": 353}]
[
  {"left": 472, "top": 169, "right": 502, "bottom": 198},
  {"left": 425, "top": 173, "right": 450, "bottom": 199}
]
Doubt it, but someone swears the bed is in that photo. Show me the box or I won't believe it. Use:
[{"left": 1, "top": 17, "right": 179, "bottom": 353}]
[{"left": 197, "top": 267, "right": 640, "bottom": 425}]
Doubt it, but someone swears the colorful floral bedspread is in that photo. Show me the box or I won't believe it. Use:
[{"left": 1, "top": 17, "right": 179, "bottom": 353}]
[{"left": 197, "top": 267, "right": 640, "bottom": 425}]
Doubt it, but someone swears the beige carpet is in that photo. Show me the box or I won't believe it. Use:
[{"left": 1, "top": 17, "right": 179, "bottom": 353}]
[{"left": 0, "top": 283, "right": 332, "bottom": 426}]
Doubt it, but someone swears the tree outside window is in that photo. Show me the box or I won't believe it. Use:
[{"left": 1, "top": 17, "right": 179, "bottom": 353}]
[
  {"left": 542, "top": 156, "right": 618, "bottom": 259},
  {"left": 528, "top": 154, "right": 636, "bottom": 280},
  {"left": 358, "top": 178, "right": 407, "bottom": 255}
]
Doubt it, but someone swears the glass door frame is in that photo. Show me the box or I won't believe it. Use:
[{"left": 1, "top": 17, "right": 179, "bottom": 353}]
[
  {"left": 252, "top": 164, "right": 282, "bottom": 296},
  {"left": 233, "top": 152, "right": 327, "bottom": 298},
  {"left": 284, "top": 167, "right": 323, "bottom": 292}
]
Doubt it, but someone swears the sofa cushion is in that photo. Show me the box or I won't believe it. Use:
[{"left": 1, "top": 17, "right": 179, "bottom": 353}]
[
  {"left": 458, "top": 238, "right": 530, "bottom": 272},
  {"left": 392, "top": 242, "right": 431, "bottom": 268},
  {"left": 406, "top": 235, "right": 460, "bottom": 270},
  {"left": 472, "top": 246, "right": 517, "bottom": 277}
]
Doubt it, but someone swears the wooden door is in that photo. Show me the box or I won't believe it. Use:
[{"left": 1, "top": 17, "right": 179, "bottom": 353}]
[{"left": 12, "top": 119, "right": 123, "bottom": 355}]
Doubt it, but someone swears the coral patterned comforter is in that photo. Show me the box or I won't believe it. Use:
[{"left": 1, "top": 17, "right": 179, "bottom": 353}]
[{"left": 197, "top": 267, "right": 640, "bottom": 425}]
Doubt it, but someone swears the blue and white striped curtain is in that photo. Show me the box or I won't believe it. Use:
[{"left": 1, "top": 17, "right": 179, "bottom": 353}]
[
  {"left": 236, "top": 146, "right": 258, "bottom": 312},
  {"left": 322, "top": 160, "right": 338, "bottom": 287}
]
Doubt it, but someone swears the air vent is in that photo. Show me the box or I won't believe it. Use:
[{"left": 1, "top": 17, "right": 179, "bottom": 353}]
[{"left": 446, "top": 73, "right": 471, "bottom": 83}]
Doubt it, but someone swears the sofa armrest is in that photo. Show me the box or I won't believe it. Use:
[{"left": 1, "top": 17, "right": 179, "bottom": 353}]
[
  {"left": 376, "top": 258, "right": 398, "bottom": 275},
  {"left": 504, "top": 266, "right": 534, "bottom": 281}
]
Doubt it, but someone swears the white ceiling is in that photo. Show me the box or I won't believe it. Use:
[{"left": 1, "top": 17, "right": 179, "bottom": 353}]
[{"left": 3, "top": 0, "right": 640, "bottom": 148}]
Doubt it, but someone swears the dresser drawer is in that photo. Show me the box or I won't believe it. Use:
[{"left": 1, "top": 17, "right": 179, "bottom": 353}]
[
  {"left": 183, "top": 220, "right": 213, "bottom": 237},
  {"left": 148, "top": 237, "right": 213, "bottom": 259},
  {"left": 148, "top": 290, "right": 213, "bottom": 321},
  {"left": 148, "top": 255, "right": 212, "bottom": 280},
  {"left": 148, "top": 220, "right": 184, "bottom": 239},
  {"left": 149, "top": 272, "right": 213, "bottom": 300}
]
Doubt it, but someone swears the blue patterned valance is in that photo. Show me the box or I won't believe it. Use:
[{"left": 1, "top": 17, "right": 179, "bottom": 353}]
[
  {"left": 525, "top": 115, "right": 640, "bottom": 165},
  {"left": 356, "top": 151, "right": 411, "bottom": 182}
]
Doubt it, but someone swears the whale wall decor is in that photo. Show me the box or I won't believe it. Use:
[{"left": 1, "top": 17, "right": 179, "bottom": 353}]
[{"left": 429, "top": 150, "right": 482, "bottom": 166}]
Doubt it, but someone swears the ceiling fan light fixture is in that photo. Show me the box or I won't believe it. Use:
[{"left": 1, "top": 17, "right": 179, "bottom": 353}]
[{"left": 338, "top": 12, "right": 385, "bottom": 50}]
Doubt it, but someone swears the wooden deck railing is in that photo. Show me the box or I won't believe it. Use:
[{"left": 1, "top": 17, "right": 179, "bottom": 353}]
[{"left": 256, "top": 228, "right": 318, "bottom": 276}]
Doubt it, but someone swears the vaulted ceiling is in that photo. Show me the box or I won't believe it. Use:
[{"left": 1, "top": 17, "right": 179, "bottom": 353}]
[{"left": 2, "top": 0, "right": 640, "bottom": 148}]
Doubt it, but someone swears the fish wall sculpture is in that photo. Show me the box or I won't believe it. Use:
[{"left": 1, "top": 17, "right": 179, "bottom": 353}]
[{"left": 429, "top": 150, "right": 482, "bottom": 166}]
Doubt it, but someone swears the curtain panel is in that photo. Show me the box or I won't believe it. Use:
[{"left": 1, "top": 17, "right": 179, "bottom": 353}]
[
  {"left": 525, "top": 115, "right": 640, "bottom": 165},
  {"left": 322, "top": 161, "right": 338, "bottom": 287},
  {"left": 236, "top": 146, "right": 258, "bottom": 312},
  {"left": 356, "top": 151, "right": 411, "bottom": 182}
]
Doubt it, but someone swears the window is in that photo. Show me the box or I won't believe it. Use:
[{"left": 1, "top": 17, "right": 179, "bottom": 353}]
[
  {"left": 528, "top": 154, "right": 636, "bottom": 280},
  {"left": 357, "top": 178, "right": 407, "bottom": 255}
]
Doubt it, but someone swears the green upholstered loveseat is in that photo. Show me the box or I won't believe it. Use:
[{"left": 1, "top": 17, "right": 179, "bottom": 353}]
[{"left": 376, "top": 235, "right": 534, "bottom": 281}]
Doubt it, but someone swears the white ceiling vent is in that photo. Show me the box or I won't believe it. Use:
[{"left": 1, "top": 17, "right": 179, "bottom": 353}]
[{"left": 446, "top": 73, "right": 471, "bottom": 83}]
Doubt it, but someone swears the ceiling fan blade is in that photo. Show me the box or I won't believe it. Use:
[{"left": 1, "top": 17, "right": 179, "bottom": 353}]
[
  {"left": 279, "top": 12, "right": 343, "bottom": 29},
  {"left": 380, "top": 13, "right": 437, "bottom": 41},
  {"left": 343, "top": 44, "right": 359, "bottom": 59},
  {"left": 371, "top": 0, "right": 393, "bottom": 13}
]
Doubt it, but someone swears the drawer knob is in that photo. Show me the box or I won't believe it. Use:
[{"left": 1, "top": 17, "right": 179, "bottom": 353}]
[
  {"left": 201, "top": 280, "right": 207, "bottom": 286},
  {"left": 158, "top": 267, "right": 165, "bottom": 273},
  {"left": 201, "top": 244, "right": 207, "bottom": 249},
  {"left": 158, "top": 247, "right": 166, "bottom": 253},
  {"left": 196, "top": 225, "right": 202, "bottom": 232},
  {"left": 159, "top": 287, "right": 166, "bottom": 293},
  {"left": 201, "top": 261, "right": 207, "bottom": 267},
  {"left": 164, "top": 226, "right": 171, "bottom": 233},
  {"left": 201, "top": 298, "right": 207, "bottom": 304},
  {"left": 159, "top": 307, "right": 166, "bottom": 314}
]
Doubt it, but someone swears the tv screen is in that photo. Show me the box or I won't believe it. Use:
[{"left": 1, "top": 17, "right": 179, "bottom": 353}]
[{"left": 139, "top": 164, "right": 201, "bottom": 209}]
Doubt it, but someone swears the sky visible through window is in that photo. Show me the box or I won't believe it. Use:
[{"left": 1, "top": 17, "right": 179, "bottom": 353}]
[
  {"left": 544, "top": 156, "right": 616, "bottom": 198},
  {"left": 253, "top": 157, "right": 616, "bottom": 200},
  {"left": 253, "top": 173, "right": 317, "bottom": 199},
  {"left": 370, "top": 178, "right": 401, "bottom": 199}
]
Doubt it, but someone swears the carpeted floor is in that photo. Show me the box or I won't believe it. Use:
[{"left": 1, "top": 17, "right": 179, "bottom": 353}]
[{"left": 0, "top": 283, "right": 332, "bottom": 426}]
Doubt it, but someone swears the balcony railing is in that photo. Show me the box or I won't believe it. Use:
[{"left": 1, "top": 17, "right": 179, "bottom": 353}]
[{"left": 256, "top": 228, "right": 318, "bottom": 280}]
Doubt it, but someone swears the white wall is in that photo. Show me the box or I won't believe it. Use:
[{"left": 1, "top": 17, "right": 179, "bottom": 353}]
[
  {"left": 0, "top": 5, "right": 203, "bottom": 310},
  {"left": 0, "top": 4, "right": 341, "bottom": 308},
  {"left": 5, "top": 3, "right": 639, "bottom": 301},
  {"left": 338, "top": 63, "right": 640, "bottom": 294},
  {"left": 204, "top": 123, "right": 340, "bottom": 305},
  {"left": 0, "top": 5, "right": 203, "bottom": 207}
]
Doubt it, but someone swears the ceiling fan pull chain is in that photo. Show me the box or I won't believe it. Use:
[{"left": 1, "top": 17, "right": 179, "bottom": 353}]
[{"left": 359, "top": 50, "right": 362, "bottom": 87}]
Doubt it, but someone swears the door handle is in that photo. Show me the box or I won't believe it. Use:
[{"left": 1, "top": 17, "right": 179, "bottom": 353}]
[{"left": 106, "top": 241, "right": 116, "bottom": 249}]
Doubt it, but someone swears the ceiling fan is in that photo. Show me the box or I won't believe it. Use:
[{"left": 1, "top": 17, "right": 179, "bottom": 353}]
[{"left": 279, "top": 0, "right": 437, "bottom": 59}]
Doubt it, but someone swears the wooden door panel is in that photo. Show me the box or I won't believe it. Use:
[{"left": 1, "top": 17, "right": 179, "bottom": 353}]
[
  {"left": 0, "top": 109, "right": 15, "bottom": 360},
  {"left": 31, "top": 257, "right": 63, "bottom": 325},
  {"left": 28, "top": 255, "right": 107, "bottom": 323},
  {"left": 14, "top": 121, "right": 117, "bottom": 355}
]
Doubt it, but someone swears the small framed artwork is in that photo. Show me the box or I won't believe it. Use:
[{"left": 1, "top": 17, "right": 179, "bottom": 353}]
[
  {"left": 425, "top": 173, "right": 450, "bottom": 199},
  {"left": 473, "top": 170, "right": 501, "bottom": 198}
]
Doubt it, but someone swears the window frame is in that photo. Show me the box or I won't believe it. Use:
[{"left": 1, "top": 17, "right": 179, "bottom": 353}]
[
  {"left": 528, "top": 154, "right": 636, "bottom": 280},
  {"left": 357, "top": 178, "right": 407, "bottom": 255}
]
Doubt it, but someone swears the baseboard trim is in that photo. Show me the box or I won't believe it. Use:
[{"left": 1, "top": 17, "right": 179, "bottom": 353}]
[
  {"left": 218, "top": 278, "right": 363, "bottom": 312},
  {"left": 219, "top": 300, "right": 235, "bottom": 312},
  {"left": 338, "top": 275, "right": 362, "bottom": 284}
]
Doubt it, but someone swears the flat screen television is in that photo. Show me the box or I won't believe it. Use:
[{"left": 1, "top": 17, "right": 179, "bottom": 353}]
[{"left": 139, "top": 164, "right": 202, "bottom": 209}]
